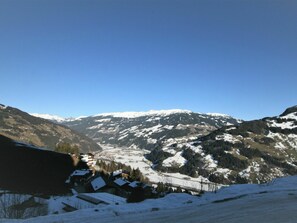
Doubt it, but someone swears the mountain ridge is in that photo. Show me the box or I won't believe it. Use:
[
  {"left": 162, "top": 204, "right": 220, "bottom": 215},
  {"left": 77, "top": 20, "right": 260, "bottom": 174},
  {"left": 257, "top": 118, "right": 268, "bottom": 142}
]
[
  {"left": 150, "top": 105, "right": 297, "bottom": 184},
  {"left": 31, "top": 109, "right": 237, "bottom": 122},
  {"left": 0, "top": 104, "right": 101, "bottom": 152},
  {"left": 61, "top": 109, "right": 241, "bottom": 150}
]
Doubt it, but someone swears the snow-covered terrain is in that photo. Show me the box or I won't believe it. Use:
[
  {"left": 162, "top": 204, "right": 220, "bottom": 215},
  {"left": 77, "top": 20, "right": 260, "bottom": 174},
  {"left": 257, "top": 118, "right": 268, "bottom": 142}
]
[
  {"left": 30, "top": 113, "right": 66, "bottom": 123},
  {"left": 96, "top": 109, "right": 193, "bottom": 118},
  {"left": 31, "top": 109, "right": 241, "bottom": 154},
  {"left": 162, "top": 151, "right": 187, "bottom": 168},
  {"left": 62, "top": 109, "right": 240, "bottom": 156},
  {"left": 3, "top": 175, "right": 297, "bottom": 223},
  {"left": 31, "top": 106, "right": 297, "bottom": 186},
  {"left": 30, "top": 113, "right": 83, "bottom": 123},
  {"left": 96, "top": 145, "right": 217, "bottom": 192}
]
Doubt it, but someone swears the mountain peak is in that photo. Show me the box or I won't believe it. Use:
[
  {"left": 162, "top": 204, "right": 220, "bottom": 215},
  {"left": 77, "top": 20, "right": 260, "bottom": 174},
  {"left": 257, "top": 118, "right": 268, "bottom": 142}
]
[
  {"left": 30, "top": 113, "right": 66, "bottom": 123},
  {"left": 94, "top": 109, "right": 193, "bottom": 119},
  {"left": 0, "top": 104, "right": 7, "bottom": 110},
  {"left": 280, "top": 105, "right": 297, "bottom": 117},
  {"left": 206, "top": 113, "right": 231, "bottom": 118}
]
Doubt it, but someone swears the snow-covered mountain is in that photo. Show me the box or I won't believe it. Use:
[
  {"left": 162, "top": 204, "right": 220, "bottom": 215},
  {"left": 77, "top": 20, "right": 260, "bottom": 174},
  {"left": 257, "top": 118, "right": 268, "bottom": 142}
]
[
  {"left": 61, "top": 109, "right": 241, "bottom": 150},
  {"left": 30, "top": 113, "right": 67, "bottom": 123},
  {"left": 30, "top": 106, "right": 297, "bottom": 186},
  {"left": 150, "top": 105, "right": 297, "bottom": 185},
  {"left": 0, "top": 104, "right": 101, "bottom": 152},
  {"left": 30, "top": 113, "right": 81, "bottom": 123}
]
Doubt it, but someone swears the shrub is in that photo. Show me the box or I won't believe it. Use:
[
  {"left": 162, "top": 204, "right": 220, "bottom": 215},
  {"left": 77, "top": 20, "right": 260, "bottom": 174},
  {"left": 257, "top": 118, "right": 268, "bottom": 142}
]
[{"left": 55, "top": 142, "right": 79, "bottom": 155}]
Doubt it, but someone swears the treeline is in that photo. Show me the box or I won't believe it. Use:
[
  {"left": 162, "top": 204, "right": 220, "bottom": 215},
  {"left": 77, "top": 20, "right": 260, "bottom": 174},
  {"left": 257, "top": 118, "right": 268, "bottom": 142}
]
[
  {"left": 155, "top": 182, "right": 197, "bottom": 195},
  {"left": 96, "top": 160, "right": 149, "bottom": 183}
]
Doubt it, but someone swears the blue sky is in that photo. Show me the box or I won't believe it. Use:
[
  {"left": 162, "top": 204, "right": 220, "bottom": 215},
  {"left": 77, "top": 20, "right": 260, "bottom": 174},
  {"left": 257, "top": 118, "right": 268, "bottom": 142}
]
[{"left": 0, "top": 0, "right": 296, "bottom": 120}]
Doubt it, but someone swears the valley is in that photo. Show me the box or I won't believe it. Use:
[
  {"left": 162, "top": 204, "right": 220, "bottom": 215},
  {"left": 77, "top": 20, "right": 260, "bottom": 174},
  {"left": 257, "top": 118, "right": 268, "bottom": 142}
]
[
  {"left": 59, "top": 106, "right": 297, "bottom": 186},
  {"left": 1, "top": 103, "right": 297, "bottom": 222},
  {"left": 96, "top": 144, "right": 220, "bottom": 192}
]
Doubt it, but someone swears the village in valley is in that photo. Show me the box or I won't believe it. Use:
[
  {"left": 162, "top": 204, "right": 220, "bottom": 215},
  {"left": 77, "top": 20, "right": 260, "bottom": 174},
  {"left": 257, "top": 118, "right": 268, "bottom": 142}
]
[{"left": 60, "top": 152, "right": 180, "bottom": 213}]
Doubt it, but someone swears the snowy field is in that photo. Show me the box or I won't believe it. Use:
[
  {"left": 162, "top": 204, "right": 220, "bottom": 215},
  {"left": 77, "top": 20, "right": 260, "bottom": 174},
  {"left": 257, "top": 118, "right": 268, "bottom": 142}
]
[
  {"left": 95, "top": 145, "right": 219, "bottom": 192},
  {"left": 3, "top": 175, "right": 297, "bottom": 223}
]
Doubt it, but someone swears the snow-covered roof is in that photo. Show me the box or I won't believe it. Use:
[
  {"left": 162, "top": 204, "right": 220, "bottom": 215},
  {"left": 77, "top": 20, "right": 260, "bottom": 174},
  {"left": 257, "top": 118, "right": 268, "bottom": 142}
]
[
  {"left": 129, "top": 181, "right": 141, "bottom": 188},
  {"left": 114, "top": 178, "right": 130, "bottom": 187},
  {"left": 91, "top": 177, "right": 106, "bottom": 191},
  {"left": 112, "top": 170, "right": 123, "bottom": 176},
  {"left": 70, "top": 170, "right": 91, "bottom": 177}
]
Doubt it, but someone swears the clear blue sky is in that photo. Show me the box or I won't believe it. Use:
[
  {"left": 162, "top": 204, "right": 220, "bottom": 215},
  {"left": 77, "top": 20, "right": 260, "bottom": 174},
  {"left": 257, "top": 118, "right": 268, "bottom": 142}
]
[{"left": 1, "top": 0, "right": 296, "bottom": 120}]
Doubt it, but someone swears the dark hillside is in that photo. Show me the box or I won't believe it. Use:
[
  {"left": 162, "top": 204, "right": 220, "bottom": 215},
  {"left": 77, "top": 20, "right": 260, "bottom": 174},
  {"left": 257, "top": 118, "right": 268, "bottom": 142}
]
[
  {"left": 0, "top": 134, "right": 79, "bottom": 194},
  {"left": 0, "top": 104, "right": 101, "bottom": 152}
]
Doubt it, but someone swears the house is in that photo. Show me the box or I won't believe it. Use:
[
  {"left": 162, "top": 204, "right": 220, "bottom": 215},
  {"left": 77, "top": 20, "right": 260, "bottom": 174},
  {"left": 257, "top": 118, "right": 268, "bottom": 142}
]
[
  {"left": 114, "top": 178, "right": 130, "bottom": 187},
  {"left": 90, "top": 176, "right": 106, "bottom": 192},
  {"left": 114, "top": 178, "right": 131, "bottom": 190},
  {"left": 80, "top": 153, "right": 96, "bottom": 167},
  {"left": 129, "top": 181, "right": 142, "bottom": 189},
  {"left": 65, "top": 169, "right": 93, "bottom": 185},
  {"left": 112, "top": 169, "right": 130, "bottom": 180}
]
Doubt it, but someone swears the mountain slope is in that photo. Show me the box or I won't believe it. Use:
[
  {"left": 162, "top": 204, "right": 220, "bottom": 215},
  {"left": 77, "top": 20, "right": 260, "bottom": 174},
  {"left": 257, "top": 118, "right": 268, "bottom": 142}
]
[
  {"left": 0, "top": 104, "right": 101, "bottom": 152},
  {"left": 152, "top": 105, "right": 297, "bottom": 184},
  {"left": 30, "top": 113, "right": 66, "bottom": 123},
  {"left": 0, "top": 134, "right": 79, "bottom": 194},
  {"left": 62, "top": 109, "right": 241, "bottom": 150}
]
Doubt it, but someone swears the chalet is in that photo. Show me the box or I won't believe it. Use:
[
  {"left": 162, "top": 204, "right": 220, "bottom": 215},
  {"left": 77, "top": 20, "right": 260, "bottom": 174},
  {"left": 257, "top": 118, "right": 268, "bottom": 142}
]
[
  {"left": 80, "top": 153, "right": 96, "bottom": 167},
  {"left": 114, "top": 178, "right": 131, "bottom": 190},
  {"left": 112, "top": 169, "right": 130, "bottom": 180},
  {"left": 65, "top": 169, "right": 93, "bottom": 185},
  {"left": 129, "top": 181, "right": 142, "bottom": 189},
  {"left": 128, "top": 181, "right": 154, "bottom": 199},
  {"left": 90, "top": 176, "right": 107, "bottom": 192}
]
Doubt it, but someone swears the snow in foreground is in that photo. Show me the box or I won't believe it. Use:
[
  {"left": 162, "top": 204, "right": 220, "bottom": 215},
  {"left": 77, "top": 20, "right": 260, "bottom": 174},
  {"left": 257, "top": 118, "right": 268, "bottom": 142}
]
[{"left": 3, "top": 175, "right": 297, "bottom": 223}]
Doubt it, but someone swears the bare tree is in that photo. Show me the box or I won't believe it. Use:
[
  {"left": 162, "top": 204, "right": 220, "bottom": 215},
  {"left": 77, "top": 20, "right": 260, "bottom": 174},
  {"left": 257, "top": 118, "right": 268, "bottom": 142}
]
[
  {"left": 0, "top": 192, "right": 48, "bottom": 219},
  {"left": 0, "top": 192, "right": 23, "bottom": 218}
]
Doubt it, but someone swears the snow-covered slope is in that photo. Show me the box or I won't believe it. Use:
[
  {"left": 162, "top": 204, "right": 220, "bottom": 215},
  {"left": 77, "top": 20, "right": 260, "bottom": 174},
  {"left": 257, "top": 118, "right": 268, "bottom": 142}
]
[
  {"left": 152, "top": 105, "right": 297, "bottom": 185},
  {"left": 63, "top": 109, "right": 240, "bottom": 150},
  {"left": 96, "top": 109, "right": 193, "bottom": 118},
  {"left": 4, "top": 175, "right": 297, "bottom": 223},
  {"left": 29, "top": 106, "right": 297, "bottom": 186},
  {"left": 30, "top": 113, "right": 66, "bottom": 123},
  {"left": 30, "top": 113, "right": 82, "bottom": 123}
]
